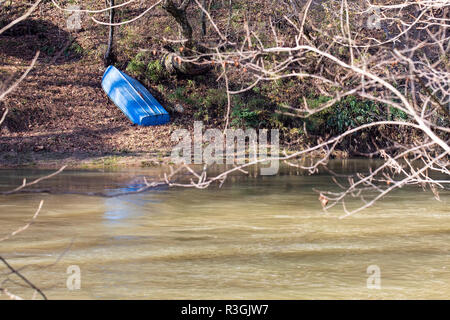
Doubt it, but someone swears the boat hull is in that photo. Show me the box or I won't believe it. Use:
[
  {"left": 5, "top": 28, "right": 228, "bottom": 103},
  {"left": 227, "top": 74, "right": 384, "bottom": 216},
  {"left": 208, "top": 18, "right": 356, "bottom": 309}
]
[{"left": 102, "top": 66, "right": 170, "bottom": 126}]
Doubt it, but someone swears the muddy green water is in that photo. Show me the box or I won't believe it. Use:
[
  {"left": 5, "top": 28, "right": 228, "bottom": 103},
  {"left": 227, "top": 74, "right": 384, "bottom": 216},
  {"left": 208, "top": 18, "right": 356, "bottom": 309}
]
[{"left": 0, "top": 160, "right": 449, "bottom": 299}]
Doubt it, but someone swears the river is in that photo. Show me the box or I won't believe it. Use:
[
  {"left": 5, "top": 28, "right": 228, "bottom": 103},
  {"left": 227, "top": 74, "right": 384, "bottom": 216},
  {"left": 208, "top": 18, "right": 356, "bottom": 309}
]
[{"left": 0, "top": 160, "right": 449, "bottom": 299}]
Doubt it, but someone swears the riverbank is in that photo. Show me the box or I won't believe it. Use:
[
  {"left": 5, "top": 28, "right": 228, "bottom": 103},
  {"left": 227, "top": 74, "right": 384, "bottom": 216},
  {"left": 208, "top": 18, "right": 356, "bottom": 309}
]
[
  {"left": 0, "top": 150, "right": 173, "bottom": 169},
  {"left": 0, "top": 1, "right": 197, "bottom": 167},
  {"left": 0, "top": 147, "right": 350, "bottom": 169},
  {"left": 0, "top": 2, "right": 393, "bottom": 169}
]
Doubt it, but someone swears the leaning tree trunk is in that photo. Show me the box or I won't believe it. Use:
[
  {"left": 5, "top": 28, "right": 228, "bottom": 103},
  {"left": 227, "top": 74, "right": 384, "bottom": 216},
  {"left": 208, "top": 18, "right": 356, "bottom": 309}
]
[
  {"left": 160, "top": 0, "right": 210, "bottom": 75},
  {"left": 162, "top": 0, "right": 193, "bottom": 47}
]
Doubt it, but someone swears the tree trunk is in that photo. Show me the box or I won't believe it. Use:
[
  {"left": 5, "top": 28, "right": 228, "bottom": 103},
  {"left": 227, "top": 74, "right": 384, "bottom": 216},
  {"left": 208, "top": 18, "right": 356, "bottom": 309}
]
[
  {"left": 104, "top": 0, "right": 116, "bottom": 67},
  {"left": 161, "top": 0, "right": 210, "bottom": 75},
  {"left": 162, "top": 0, "right": 193, "bottom": 47},
  {"left": 200, "top": 0, "right": 207, "bottom": 36}
]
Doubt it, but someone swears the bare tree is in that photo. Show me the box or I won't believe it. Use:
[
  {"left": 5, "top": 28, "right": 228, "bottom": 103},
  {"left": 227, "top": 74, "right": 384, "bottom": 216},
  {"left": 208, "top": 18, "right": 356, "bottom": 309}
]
[
  {"left": 49, "top": 0, "right": 450, "bottom": 217},
  {"left": 0, "top": 0, "right": 446, "bottom": 299}
]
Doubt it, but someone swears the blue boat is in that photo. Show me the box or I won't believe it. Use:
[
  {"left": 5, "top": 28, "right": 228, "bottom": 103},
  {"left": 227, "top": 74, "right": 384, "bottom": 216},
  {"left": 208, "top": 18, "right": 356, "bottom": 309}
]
[{"left": 101, "top": 65, "right": 170, "bottom": 126}]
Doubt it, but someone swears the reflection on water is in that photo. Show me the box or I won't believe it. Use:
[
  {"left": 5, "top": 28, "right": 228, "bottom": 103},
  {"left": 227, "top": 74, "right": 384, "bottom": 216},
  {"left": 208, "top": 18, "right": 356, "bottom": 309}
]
[
  {"left": 0, "top": 160, "right": 449, "bottom": 299},
  {"left": 104, "top": 193, "right": 165, "bottom": 223}
]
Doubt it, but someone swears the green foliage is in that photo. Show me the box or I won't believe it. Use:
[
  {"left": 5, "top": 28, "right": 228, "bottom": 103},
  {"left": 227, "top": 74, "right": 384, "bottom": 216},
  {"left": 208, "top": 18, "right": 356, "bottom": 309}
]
[
  {"left": 126, "top": 53, "right": 166, "bottom": 83},
  {"left": 68, "top": 42, "right": 83, "bottom": 55},
  {"left": 204, "top": 89, "right": 228, "bottom": 110},
  {"left": 230, "top": 96, "right": 276, "bottom": 128},
  {"left": 193, "top": 89, "right": 228, "bottom": 122},
  {"left": 246, "top": 97, "right": 269, "bottom": 110},
  {"left": 126, "top": 52, "right": 147, "bottom": 76},
  {"left": 168, "top": 87, "right": 184, "bottom": 100},
  {"left": 146, "top": 60, "right": 165, "bottom": 83},
  {"left": 231, "top": 107, "right": 260, "bottom": 128},
  {"left": 306, "top": 96, "right": 385, "bottom": 135},
  {"left": 389, "top": 106, "right": 408, "bottom": 120}
]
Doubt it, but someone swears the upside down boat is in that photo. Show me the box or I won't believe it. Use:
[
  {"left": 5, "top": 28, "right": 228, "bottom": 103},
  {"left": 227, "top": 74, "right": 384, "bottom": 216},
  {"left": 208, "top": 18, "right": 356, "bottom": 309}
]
[{"left": 102, "top": 65, "right": 170, "bottom": 126}]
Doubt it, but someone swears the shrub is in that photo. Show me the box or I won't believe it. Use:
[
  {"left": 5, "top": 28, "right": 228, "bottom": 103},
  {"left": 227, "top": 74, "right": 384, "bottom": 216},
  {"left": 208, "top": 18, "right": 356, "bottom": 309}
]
[
  {"left": 146, "top": 60, "right": 165, "bottom": 83},
  {"left": 126, "top": 52, "right": 147, "bottom": 76},
  {"left": 126, "top": 53, "right": 166, "bottom": 83},
  {"left": 306, "top": 96, "right": 387, "bottom": 135}
]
